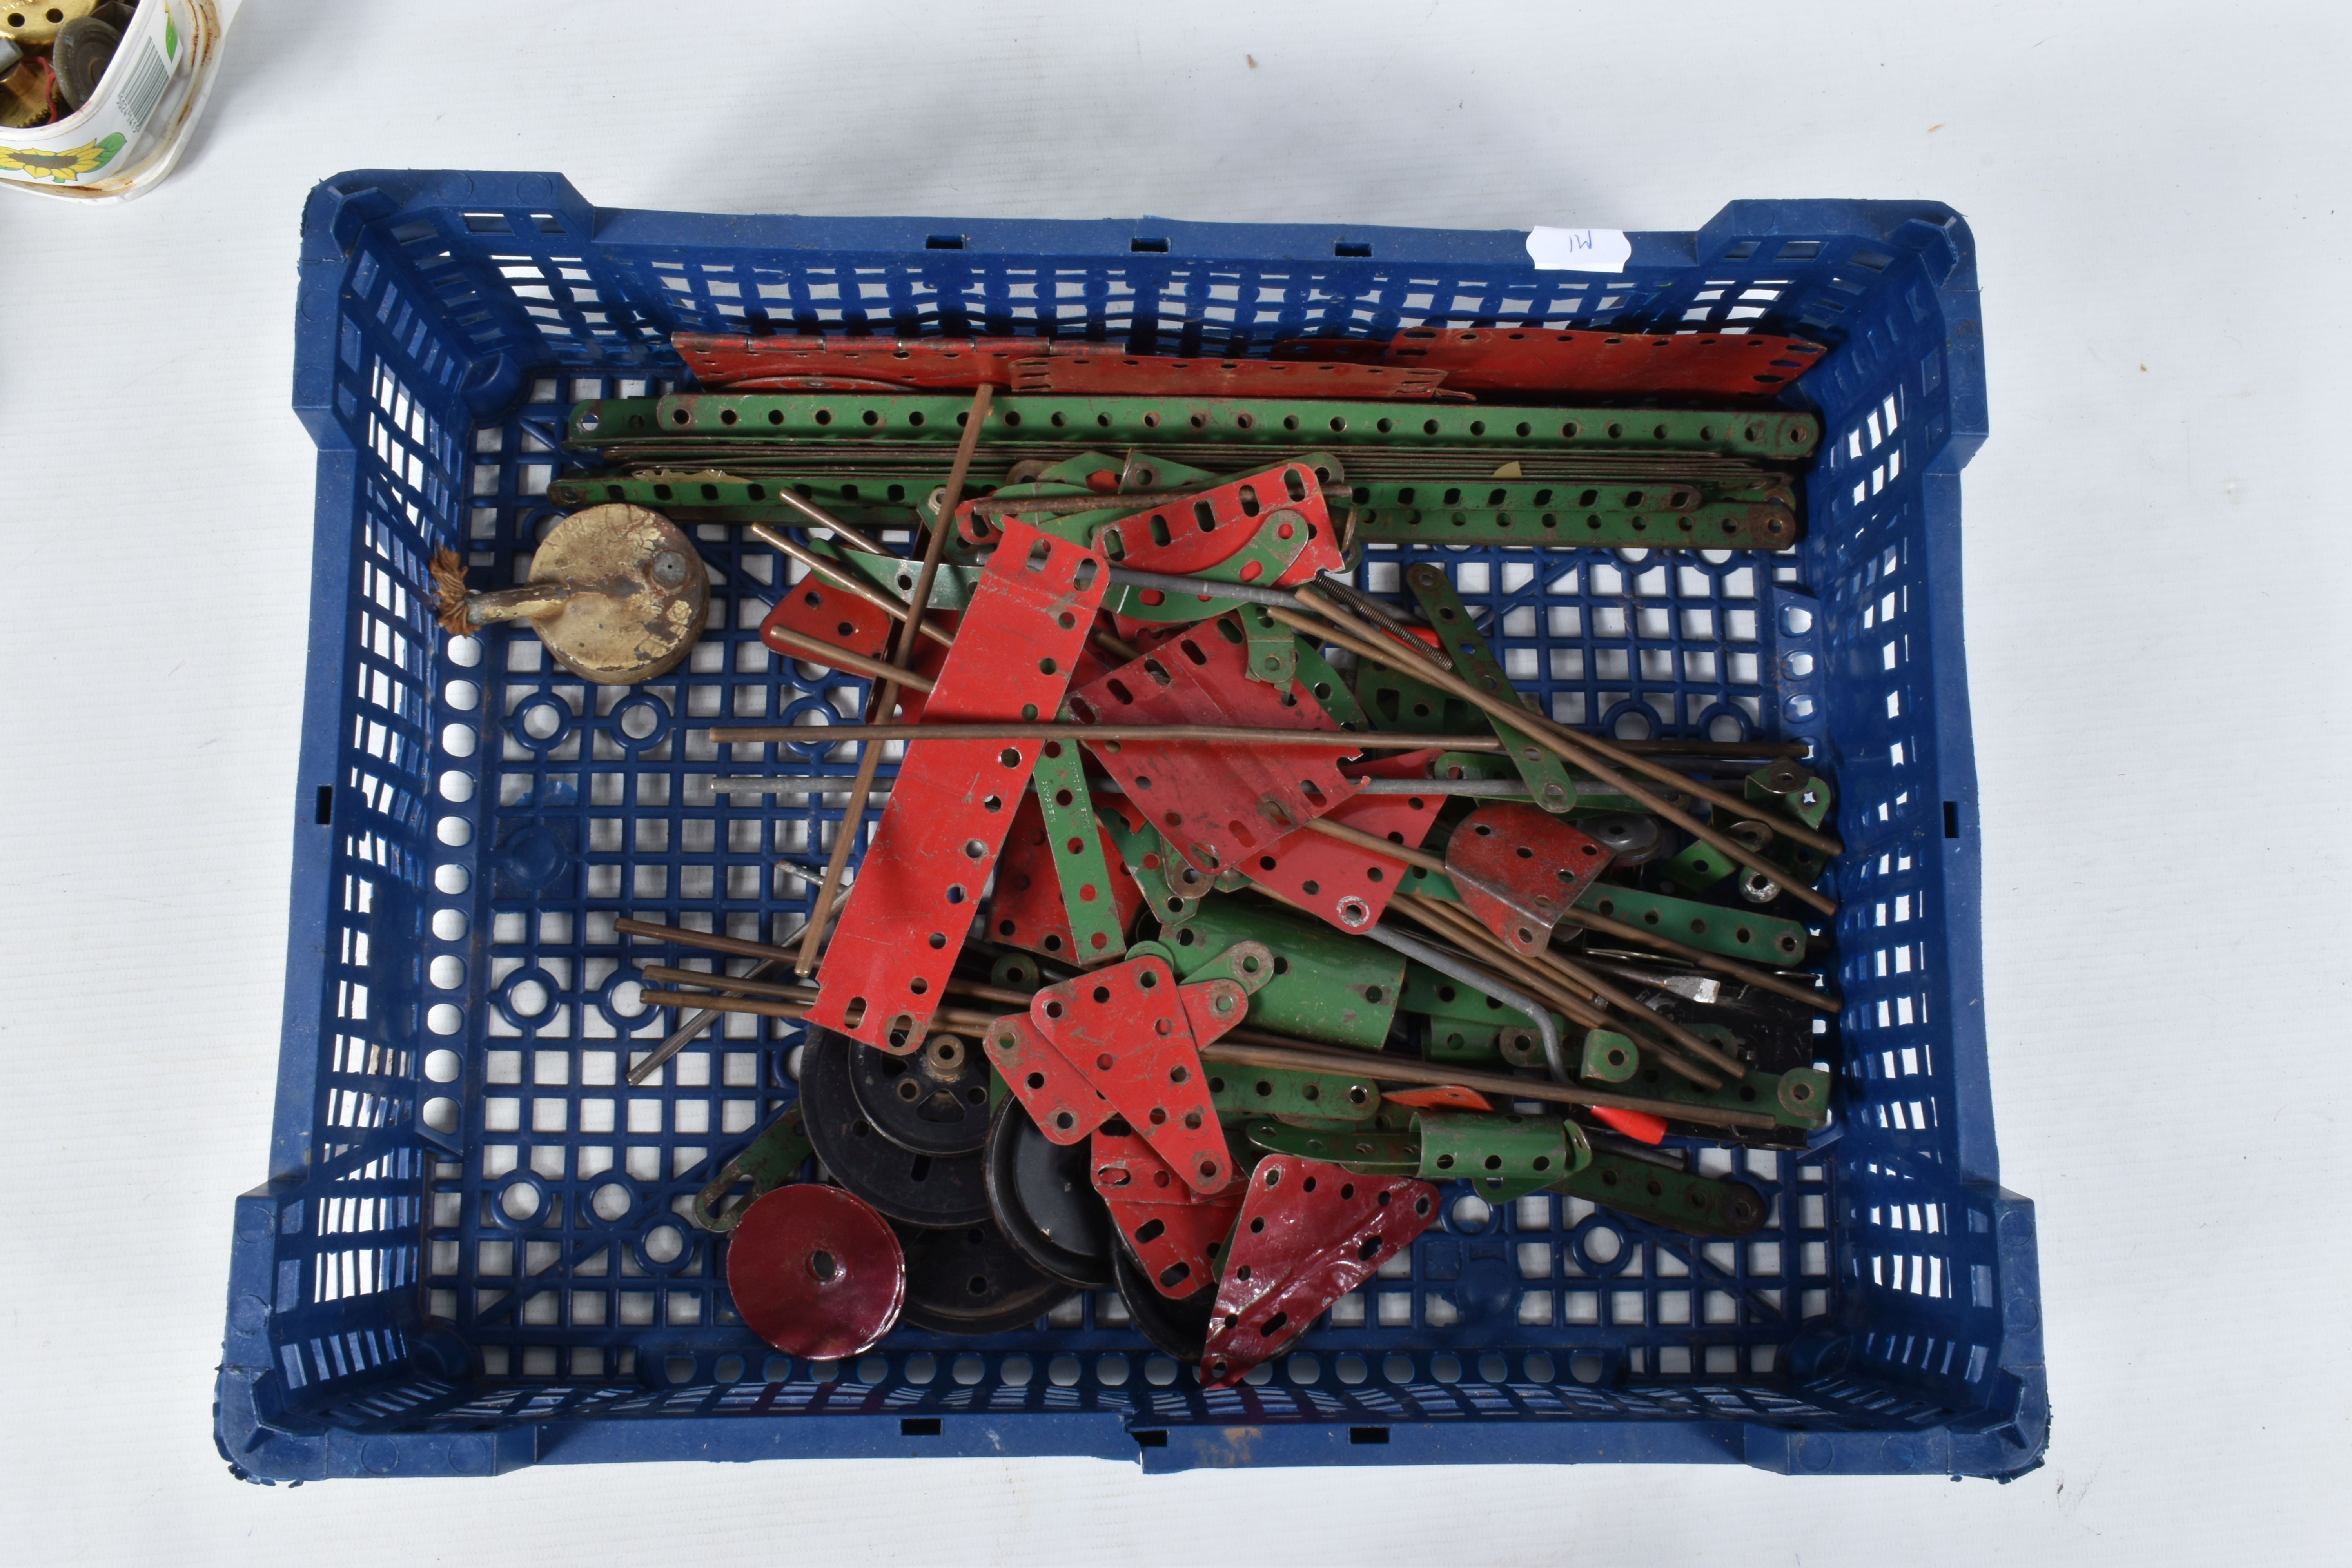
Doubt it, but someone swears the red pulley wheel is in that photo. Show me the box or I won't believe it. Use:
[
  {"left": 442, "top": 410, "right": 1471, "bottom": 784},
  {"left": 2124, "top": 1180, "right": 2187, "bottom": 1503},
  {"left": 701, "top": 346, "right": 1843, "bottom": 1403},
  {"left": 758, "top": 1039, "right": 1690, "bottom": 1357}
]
[{"left": 725, "top": 1185, "right": 906, "bottom": 1359}]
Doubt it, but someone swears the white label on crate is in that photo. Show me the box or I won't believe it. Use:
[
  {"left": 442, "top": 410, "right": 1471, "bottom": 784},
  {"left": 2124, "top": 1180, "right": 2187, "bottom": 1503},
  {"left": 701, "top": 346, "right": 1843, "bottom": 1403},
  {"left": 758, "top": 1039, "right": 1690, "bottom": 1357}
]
[{"left": 1524, "top": 226, "right": 1631, "bottom": 274}]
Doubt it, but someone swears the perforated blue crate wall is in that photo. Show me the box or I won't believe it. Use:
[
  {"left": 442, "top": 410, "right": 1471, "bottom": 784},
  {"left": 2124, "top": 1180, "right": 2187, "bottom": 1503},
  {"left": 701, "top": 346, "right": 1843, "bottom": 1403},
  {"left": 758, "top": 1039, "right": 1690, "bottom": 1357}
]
[{"left": 215, "top": 173, "right": 2040, "bottom": 1483}]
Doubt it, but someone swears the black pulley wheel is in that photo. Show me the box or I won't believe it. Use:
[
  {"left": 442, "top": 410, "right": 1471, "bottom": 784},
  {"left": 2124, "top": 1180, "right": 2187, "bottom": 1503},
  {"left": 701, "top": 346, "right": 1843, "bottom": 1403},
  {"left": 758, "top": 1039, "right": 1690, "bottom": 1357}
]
[
  {"left": 893, "top": 1219, "right": 1073, "bottom": 1336},
  {"left": 798, "top": 1028, "right": 993, "bottom": 1228},
  {"left": 1111, "top": 1228, "right": 1215, "bottom": 1363},
  {"left": 983, "top": 1094, "right": 1114, "bottom": 1289},
  {"left": 846, "top": 1027, "right": 994, "bottom": 1156}
]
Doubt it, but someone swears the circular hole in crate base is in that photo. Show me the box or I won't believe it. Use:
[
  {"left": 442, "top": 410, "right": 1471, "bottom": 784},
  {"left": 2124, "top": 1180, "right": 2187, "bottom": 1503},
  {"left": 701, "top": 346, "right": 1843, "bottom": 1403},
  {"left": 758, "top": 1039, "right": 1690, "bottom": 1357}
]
[
  {"left": 1570, "top": 1353, "right": 1606, "bottom": 1385},
  {"left": 421, "top": 1097, "right": 459, "bottom": 1133},
  {"left": 424, "top": 1049, "right": 463, "bottom": 1083}
]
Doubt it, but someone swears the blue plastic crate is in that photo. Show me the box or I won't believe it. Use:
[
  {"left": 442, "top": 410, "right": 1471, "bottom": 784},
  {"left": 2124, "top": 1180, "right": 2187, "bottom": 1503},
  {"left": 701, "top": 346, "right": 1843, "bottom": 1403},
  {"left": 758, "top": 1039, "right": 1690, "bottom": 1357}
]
[{"left": 214, "top": 171, "right": 2042, "bottom": 1483}]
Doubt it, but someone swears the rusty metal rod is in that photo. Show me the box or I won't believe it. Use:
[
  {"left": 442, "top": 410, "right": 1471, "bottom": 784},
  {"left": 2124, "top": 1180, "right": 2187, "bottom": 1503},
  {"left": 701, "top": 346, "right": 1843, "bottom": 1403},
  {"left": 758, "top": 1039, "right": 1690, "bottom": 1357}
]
[
  {"left": 715, "top": 720, "right": 1508, "bottom": 750},
  {"left": 1310, "top": 577, "right": 1843, "bottom": 858},
  {"left": 627, "top": 956, "right": 788, "bottom": 1088},
  {"left": 1301, "top": 815, "right": 1447, "bottom": 874},
  {"left": 1200, "top": 1038, "right": 1776, "bottom": 1131},
  {"left": 757, "top": 487, "right": 895, "bottom": 556},
  {"left": 750, "top": 525, "right": 957, "bottom": 647},
  {"left": 639, "top": 990, "right": 1009, "bottom": 1034},
  {"left": 792, "top": 385, "right": 993, "bottom": 976},
  {"left": 763, "top": 625, "right": 942, "bottom": 691},
  {"left": 621, "top": 920, "right": 1032, "bottom": 1009},
  {"left": 1276, "top": 592, "right": 1839, "bottom": 918},
  {"left": 969, "top": 489, "right": 1205, "bottom": 515}
]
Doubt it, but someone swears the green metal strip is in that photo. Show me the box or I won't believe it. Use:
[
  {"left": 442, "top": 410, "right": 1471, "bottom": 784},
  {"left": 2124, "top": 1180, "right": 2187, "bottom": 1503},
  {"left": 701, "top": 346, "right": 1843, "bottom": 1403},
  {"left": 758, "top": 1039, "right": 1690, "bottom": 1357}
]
[
  {"left": 1163, "top": 897, "right": 1403, "bottom": 1051},
  {"left": 1623, "top": 1022, "right": 1831, "bottom": 1130},
  {"left": 1347, "top": 476, "right": 1793, "bottom": 515},
  {"left": 1572, "top": 883, "right": 1811, "bottom": 965},
  {"left": 1031, "top": 739, "right": 1128, "bottom": 963},
  {"left": 1401, "top": 961, "right": 1555, "bottom": 1032},
  {"left": 688, "top": 1105, "right": 813, "bottom": 1232},
  {"left": 1243, "top": 1121, "right": 1420, "bottom": 1174},
  {"left": 546, "top": 469, "right": 940, "bottom": 521},
  {"left": 576, "top": 395, "right": 1818, "bottom": 459},
  {"left": 1553, "top": 1153, "right": 1768, "bottom": 1238},
  {"left": 1405, "top": 563, "right": 1579, "bottom": 812},
  {"left": 1417, "top": 1112, "right": 1587, "bottom": 1200},
  {"left": 1354, "top": 499, "right": 1797, "bottom": 549},
  {"left": 1208, "top": 1063, "right": 1380, "bottom": 1123},
  {"left": 1097, "top": 811, "right": 1199, "bottom": 925}
]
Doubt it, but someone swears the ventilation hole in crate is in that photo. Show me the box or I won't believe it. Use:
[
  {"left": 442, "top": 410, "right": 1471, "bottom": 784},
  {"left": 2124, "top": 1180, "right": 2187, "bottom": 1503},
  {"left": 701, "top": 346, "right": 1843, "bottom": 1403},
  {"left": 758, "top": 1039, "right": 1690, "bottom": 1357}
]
[
  {"left": 642, "top": 1225, "right": 684, "bottom": 1264},
  {"left": 422, "top": 1097, "right": 459, "bottom": 1133},
  {"left": 1569, "top": 1352, "right": 1606, "bottom": 1384},
  {"left": 424, "top": 1049, "right": 462, "bottom": 1083},
  {"left": 426, "top": 1004, "right": 463, "bottom": 1036}
]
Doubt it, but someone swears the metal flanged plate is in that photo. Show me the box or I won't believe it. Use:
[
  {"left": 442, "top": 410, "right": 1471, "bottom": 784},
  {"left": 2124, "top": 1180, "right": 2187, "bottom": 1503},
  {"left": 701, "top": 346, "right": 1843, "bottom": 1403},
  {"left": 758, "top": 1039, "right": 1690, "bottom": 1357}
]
[
  {"left": 1445, "top": 802, "right": 1614, "bottom": 955},
  {"left": 846, "top": 1029, "right": 995, "bottom": 1157},
  {"left": 984, "top": 1095, "right": 1116, "bottom": 1290},
  {"left": 798, "top": 1029, "right": 994, "bottom": 1228},
  {"left": 724, "top": 1185, "right": 906, "bottom": 1359},
  {"left": 893, "top": 1220, "right": 1075, "bottom": 1336},
  {"left": 521, "top": 504, "right": 710, "bottom": 684}
]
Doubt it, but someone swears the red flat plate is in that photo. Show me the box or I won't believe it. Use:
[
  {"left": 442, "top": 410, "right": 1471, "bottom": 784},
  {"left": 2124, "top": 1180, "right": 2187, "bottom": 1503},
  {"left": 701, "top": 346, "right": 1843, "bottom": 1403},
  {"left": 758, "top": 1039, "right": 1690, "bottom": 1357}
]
[
  {"left": 1268, "top": 327, "right": 1826, "bottom": 399},
  {"left": 724, "top": 1185, "right": 906, "bottom": 1359},
  {"left": 1031, "top": 955, "right": 1230, "bottom": 1195},
  {"left": 1243, "top": 786, "right": 1442, "bottom": 933},
  {"left": 807, "top": 519, "right": 1106, "bottom": 1051},
  {"left": 1092, "top": 1127, "right": 1245, "bottom": 1299},
  {"left": 762, "top": 576, "right": 895, "bottom": 665},
  {"left": 1444, "top": 802, "right": 1613, "bottom": 956},
  {"left": 1067, "top": 626, "right": 1363, "bottom": 879},
  {"left": 1201, "top": 1158, "right": 1441, "bottom": 1388},
  {"left": 981, "top": 1013, "right": 1111, "bottom": 1144},
  {"left": 984, "top": 789, "right": 1145, "bottom": 963}
]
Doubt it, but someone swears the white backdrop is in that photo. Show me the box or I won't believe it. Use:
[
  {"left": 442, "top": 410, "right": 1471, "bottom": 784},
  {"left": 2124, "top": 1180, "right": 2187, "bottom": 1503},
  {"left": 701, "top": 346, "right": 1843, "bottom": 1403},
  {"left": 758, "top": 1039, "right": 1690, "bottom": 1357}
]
[{"left": 2, "top": 2, "right": 2344, "bottom": 1561}]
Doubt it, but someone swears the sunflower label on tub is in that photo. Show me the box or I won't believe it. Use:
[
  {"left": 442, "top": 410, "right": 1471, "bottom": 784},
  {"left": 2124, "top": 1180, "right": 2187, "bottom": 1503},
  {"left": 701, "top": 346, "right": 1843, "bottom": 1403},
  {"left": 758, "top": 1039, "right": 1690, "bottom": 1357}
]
[{"left": 0, "top": 1, "right": 241, "bottom": 202}]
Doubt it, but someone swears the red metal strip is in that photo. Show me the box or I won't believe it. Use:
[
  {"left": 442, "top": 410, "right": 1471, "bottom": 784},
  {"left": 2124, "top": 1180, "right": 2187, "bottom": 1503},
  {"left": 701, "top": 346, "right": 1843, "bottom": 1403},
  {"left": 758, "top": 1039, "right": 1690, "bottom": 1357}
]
[
  {"left": 1268, "top": 327, "right": 1826, "bottom": 399},
  {"left": 980, "top": 1014, "right": 1111, "bottom": 1143},
  {"left": 1444, "top": 802, "right": 1614, "bottom": 956},
  {"left": 1014, "top": 353, "right": 1448, "bottom": 401},
  {"left": 807, "top": 518, "right": 1107, "bottom": 1051},
  {"left": 1067, "top": 626, "right": 1363, "bottom": 878},
  {"left": 1092, "top": 1127, "right": 1246, "bottom": 1299},
  {"left": 1030, "top": 955, "right": 1232, "bottom": 1195},
  {"left": 984, "top": 789, "right": 1145, "bottom": 963},
  {"left": 1201, "top": 1157, "right": 1441, "bottom": 1387}
]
